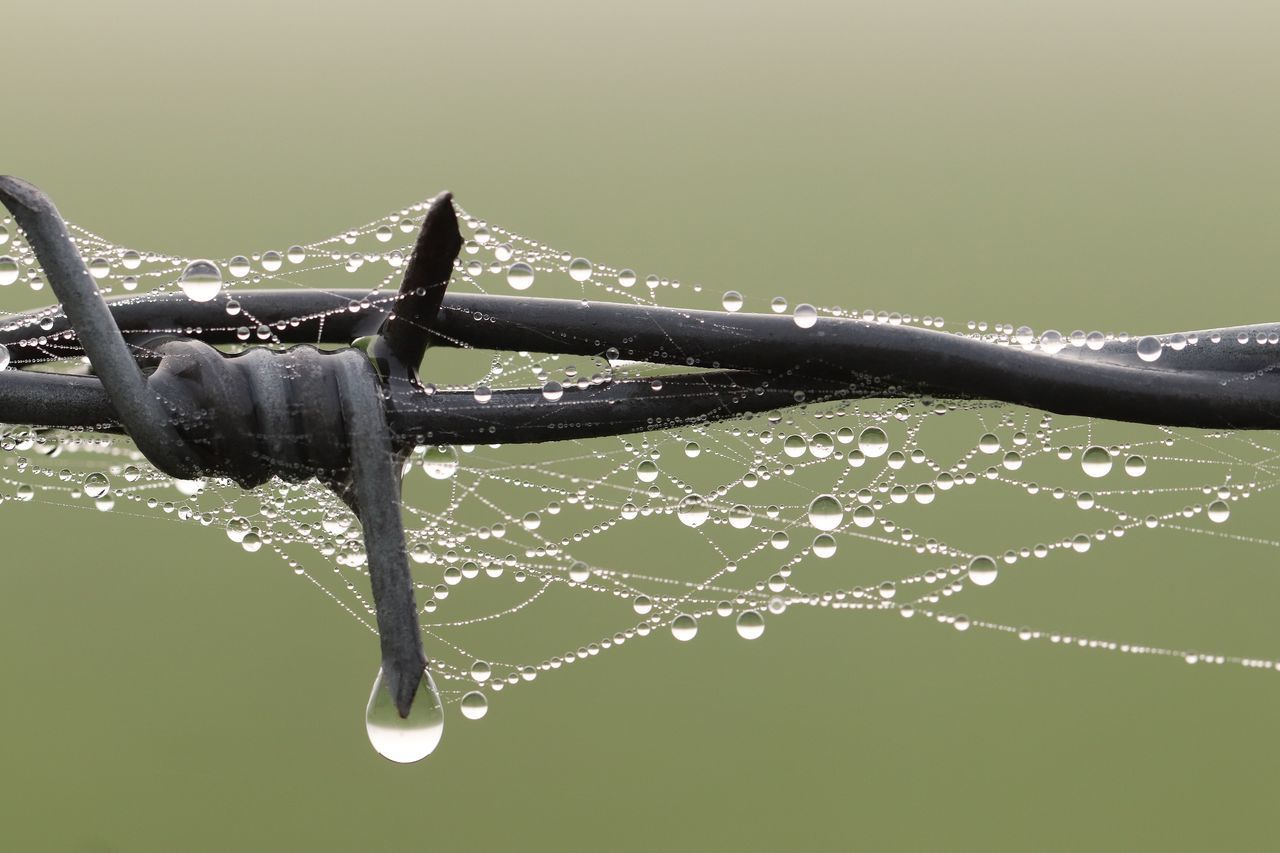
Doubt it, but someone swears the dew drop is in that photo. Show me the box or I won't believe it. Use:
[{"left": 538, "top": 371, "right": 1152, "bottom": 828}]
[
  {"left": 0, "top": 256, "right": 19, "bottom": 286},
  {"left": 676, "top": 495, "right": 709, "bottom": 528},
  {"left": 617, "top": 269, "right": 636, "bottom": 287},
  {"left": 507, "top": 262, "right": 535, "bottom": 291},
  {"left": 721, "top": 290, "right": 744, "bottom": 312},
  {"left": 0, "top": 344, "right": 9, "bottom": 371},
  {"left": 671, "top": 614, "right": 699, "bottom": 641},
  {"left": 1136, "top": 335, "right": 1163, "bottom": 362},
  {"left": 83, "top": 472, "right": 110, "bottom": 499},
  {"left": 807, "top": 494, "right": 844, "bottom": 531},
  {"left": 421, "top": 445, "right": 459, "bottom": 480},
  {"left": 735, "top": 610, "right": 765, "bottom": 640},
  {"left": 473, "top": 385, "right": 492, "bottom": 404},
  {"left": 365, "top": 668, "right": 444, "bottom": 763},
  {"left": 178, "top": 260, "right": 223, "bottom": 302},
  {"left": 260, "top": 250, "right": 283, "bottom": 272},
  {"left": 287, "top": 245, "right": 306, "bottom": 264},
  {"left": 460, "top": 691, "right": 489, "bottom": 720},
  {"left": 1124, "top": 455, "right": 1147, "bottom": 477},
  {"left": 568, "top": 257, "right": 593, "bottom": 282},
  {"left": 812, "top": 534, "right": 837, "bottom": 558},
  {"left": 1207, "top": 500, "right": 1230, "bottom": 523},
  {"left": 793, "top": 303, "right": 818, "bottom": 329},
  {"left": 1081, "top": 445, "right": 1113, "bottom": 478},
  {"left": 470, "top": 660, "right": 491, "bottom": 683},
  {"left": 542, "top": 381, "right": 564, "bottom": 402},
  {"left": 858, "top": 426, "right": 889, "bottom": 458},
  {"left": 227, "top": 256, "right": 251, "bottom": 278},
  {"left": 967, "top": 554, "right": 998, "bottom": 587}
]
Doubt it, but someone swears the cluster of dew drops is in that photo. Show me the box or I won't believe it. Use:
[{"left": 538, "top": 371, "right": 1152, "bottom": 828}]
[{"left": 3, "top": 200, "right": 1280, "bottom": 763}]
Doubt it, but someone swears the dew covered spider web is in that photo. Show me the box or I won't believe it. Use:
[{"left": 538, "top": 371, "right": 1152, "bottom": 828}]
[{"left": 2, "top": 201, "right": 1280, "bottom": 737}]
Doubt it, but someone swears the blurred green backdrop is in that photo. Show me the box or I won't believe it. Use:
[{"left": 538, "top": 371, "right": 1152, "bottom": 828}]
[{"left": 2, "top": 1, "right": 1279, "bottom": 850}]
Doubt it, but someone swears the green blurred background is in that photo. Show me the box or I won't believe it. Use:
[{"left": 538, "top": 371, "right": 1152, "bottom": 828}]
[{"left": 3, "top": 1, "right": 1280, "bottom": 850}]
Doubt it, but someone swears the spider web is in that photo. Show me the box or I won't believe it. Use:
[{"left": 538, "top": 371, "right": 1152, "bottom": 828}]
[{"left": 1, "top": 201, "right": 1278, "bottom": 736}]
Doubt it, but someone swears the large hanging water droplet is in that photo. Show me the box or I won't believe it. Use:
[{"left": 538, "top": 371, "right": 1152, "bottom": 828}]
[
  {"left": 1136, "top": 335, "right": 1162, "bottom": 362},
  {"left": 507, "top": 262, "right": 535, "bottom": 291},
  {"left": 365, "top": 668, "right": 445, "bottom": 763},
  {"left": 178, "top": 260, "right": 223, "bottom": 302},
  {"left": 261, "top": 250, "right": 283, "bottom": 272},
  {"left": 967, "top": 555, "right": 998, "bottom": 586},
  {"left": 807, "top": 494, "right": 844, "bottom": 531},
  {"left": 568, "top": 257, "right": 593, "bottom": 282},
  {"left": 858, "top": 426, "right": 889, "bottom": 458},
  {"left": 735, "top": 610, "right": 765, "bottom": 640},
  {"left": 1080, "top": 445, "right": 1112, "bottom": 478},
  {"left": 83, "top": 472, "right": 110, "bottom": 499},
  {"left": 421, "top": 445, "right": 459, "bottom": 480},
  {"left": 721, "top": 290, "right": 743, "bottom": 312},
  {"left": 676, "top": 495, "right": 709, "bottom": 528}
]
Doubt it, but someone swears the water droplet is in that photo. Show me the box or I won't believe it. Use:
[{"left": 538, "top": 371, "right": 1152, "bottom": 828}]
[
  {"left": 473, "top": 385, "right": 492, "bottom": 403},
  {"left": 1207, "top": 500, "right": 1230, "bottom": 523},
  {"left": 636, "top": 460, "right": 659, "bottom": 483},
  {"left": 261, "top": 250, "right": 283, "bottom": 272},
  {"left": 1081, "top": 445, "right": 1113, "bottom": 478},
  {"left": 812, "top": 534, "right": 837, "bottom": 558},
  {"left": 227, "top": 256, "right": 251, "bottom": 278},
  {"left": 83, "top": 472, "right": 110, "bottom": 499},
  {"left": 365, "top": 668, "right": 445, "bottom": 763},
  {"left": 1039, "top": 330, "right": 1065, "bottom": 354},
  {"left": 728, "top": 504, "right": 753, "bottom": 529},
  {"left": 421, "top": 446, "right": 459, "bottom": 480},
  {"left": 376, "top": 225, "right": 394, "bottom": 243},
  {"left": 721, "top": 290, "right": 744, "bottom": 312},
  {"left": 0, "top": 256, "right": 19, "bottom": 286},
  {"left": 542, "top": 381, "right": 564, "bottom": 402},
  {"left": 460, "top": 691, "right": 489, "bottom": 720},
  {"left": 807, "top": 494, "right": 844, "bottom": 531},
  {"left": 967, "top": 555, "right": 998, "bottom": 586},
  {"left": 470, "top": 660, "right": 491, "bottom": 683},
  {"left": 676, "top": 495, "right": 709, "bottom": 528},
  {"left": 568, "top": 257, "right": 593, "bottom": 282},
  {"left": 178, "top": 260, "right": 223, "bottom": 302},
  {"left": 88, "top": 257, "right": 110, "bottom": 279},
  {"left": 1136, "top": 335, "right": 1162, "bottom": 362},
  {"left": 507, "top": 262, "right": 535, "bottom": 291},
  {"left": 633, "top": 595, "right": 653, "bottom": 614},
  {"left": 0, "top": 344, "right": 9, "bottom": 371},
  {"left": 1124, "top": 455, "right": 1147, "bottom": 477},
  {"left": 617, "top": 269, "right": 636, "bottom": 287},
  {"left": 770, "top": 296, "right": 788, "bottom": 313},
  {"left": 858, "top": 426, "right": 889, "bottom": 457},
  {"left": 793, "top": 303, "right": 818, "bottom": 329},
  {"left": 287, "top": 245, "right": 306, "bottom": 264},
  {"left": 671, "top": 614, "right": 699, "bottom": 641},
  {"left": 735, "top": 610, "right": 765, "bottom": 640}
]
